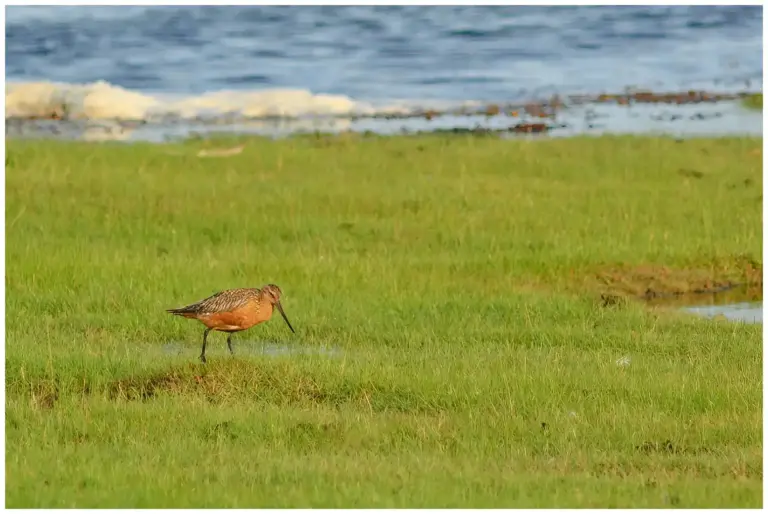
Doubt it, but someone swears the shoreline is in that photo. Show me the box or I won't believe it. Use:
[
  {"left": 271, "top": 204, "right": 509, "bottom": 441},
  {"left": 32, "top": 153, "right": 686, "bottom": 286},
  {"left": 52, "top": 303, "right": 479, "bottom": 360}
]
[{"left": 6, "top": 87, "right": 763, "bottom": 143}]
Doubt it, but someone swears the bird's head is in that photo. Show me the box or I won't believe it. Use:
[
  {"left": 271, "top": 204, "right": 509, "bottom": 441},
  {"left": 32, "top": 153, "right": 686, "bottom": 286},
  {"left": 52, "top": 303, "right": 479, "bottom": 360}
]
[
  {"left": 261, "top": 284, "right": 295, "bottom": 334},
  {"left": 261, "top": 284, "right": 283, "bottom": 304}
]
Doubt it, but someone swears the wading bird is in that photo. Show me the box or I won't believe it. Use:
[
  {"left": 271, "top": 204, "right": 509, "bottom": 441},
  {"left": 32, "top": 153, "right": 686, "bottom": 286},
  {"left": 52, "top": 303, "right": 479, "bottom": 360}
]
[{"left": 167, "top": 284, "right": 295, "bottom": 363}]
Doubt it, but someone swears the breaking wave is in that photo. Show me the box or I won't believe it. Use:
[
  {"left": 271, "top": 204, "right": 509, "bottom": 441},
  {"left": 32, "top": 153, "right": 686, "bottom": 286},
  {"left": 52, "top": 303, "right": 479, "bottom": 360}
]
[{"left": 5, "top": 80, "right": 481, "bottom": 122}]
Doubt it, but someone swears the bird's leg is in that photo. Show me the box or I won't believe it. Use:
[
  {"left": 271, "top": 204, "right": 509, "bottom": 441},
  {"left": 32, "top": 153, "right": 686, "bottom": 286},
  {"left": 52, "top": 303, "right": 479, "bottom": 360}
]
[
  {"left": 227, "top": 334, "right": 234, "bottom": 356},
  {"left": 200, "top": 328, "right": 212, "bottom": 363}
]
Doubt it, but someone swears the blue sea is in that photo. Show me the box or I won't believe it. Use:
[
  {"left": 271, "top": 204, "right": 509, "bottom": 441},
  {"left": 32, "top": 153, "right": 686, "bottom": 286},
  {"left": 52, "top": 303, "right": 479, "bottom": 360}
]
[{"left": 5, "top": 5, "right": 764, "bottom": 141}]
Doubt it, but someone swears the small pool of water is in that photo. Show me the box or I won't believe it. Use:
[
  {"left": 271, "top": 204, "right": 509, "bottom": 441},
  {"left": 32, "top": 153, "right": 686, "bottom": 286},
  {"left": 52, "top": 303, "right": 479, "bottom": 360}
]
[
  {"left": 161, "top": 341, "right": 342, "bottom": 358},
  {"left": 681, "top": 301, "right": 763, "bottom": 324},
  {"left": 641, "top": 284, "right": 762, "bottom": 325}
]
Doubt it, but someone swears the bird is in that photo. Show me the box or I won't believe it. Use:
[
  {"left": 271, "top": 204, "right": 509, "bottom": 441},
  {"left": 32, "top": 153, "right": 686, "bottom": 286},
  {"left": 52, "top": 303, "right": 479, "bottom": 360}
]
[{"left": 166, "top": 284, "right": 295, "bottom": 363}]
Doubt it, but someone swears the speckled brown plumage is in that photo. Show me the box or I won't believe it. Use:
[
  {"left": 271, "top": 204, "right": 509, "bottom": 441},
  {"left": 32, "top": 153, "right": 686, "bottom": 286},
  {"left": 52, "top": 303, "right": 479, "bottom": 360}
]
[
  {"left": 168, "top": 287, "right": 262, "bottom": 317},
  {"left": 167, "top": 284, "right": 295, "bottom": 363}
]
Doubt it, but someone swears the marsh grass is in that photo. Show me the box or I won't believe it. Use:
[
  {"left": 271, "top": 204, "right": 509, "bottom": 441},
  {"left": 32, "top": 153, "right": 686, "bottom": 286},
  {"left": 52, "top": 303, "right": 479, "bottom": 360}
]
[{"left": 5, "top": 134, "right": 763, "bottom": 507}]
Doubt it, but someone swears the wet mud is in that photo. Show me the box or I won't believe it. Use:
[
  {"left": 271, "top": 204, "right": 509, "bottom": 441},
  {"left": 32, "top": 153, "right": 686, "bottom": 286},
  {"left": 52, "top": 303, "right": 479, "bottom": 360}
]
[
  {"left": 640, "top": 282, "right": 762, "bottom": 306},
  {"left": 594, "top": 258, "right": 762, "bottom": 299},
  {"left": 593, "top": 259, "right": 763, "bottom": 323}
]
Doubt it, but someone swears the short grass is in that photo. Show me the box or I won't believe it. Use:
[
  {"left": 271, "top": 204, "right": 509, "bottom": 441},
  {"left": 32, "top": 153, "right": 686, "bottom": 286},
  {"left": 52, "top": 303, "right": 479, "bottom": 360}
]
[
  {"left": 742, "top": 92, "right": 763, "bottom": 110},
  {"left": 5, "top": 133, "right": 763, "bottom": 508}
]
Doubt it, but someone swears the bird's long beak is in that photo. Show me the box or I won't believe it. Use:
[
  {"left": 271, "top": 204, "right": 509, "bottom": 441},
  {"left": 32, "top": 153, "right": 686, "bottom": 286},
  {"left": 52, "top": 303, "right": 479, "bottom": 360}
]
[{"left": 275, "top": 301, "right": 295, "bottom": 333}]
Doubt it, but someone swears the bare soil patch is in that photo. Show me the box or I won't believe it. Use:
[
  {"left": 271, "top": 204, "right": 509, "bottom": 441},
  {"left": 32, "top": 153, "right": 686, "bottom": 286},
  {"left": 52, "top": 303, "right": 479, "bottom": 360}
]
[{"left": 587, "top": 256, "right": 762, "bottom": 305}]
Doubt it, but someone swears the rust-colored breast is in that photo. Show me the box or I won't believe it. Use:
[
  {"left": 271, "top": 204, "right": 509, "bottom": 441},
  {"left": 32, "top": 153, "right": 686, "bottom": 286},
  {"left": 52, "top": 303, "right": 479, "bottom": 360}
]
[{"left": 199, "top": 299, "right": 273, "bottom": 332}]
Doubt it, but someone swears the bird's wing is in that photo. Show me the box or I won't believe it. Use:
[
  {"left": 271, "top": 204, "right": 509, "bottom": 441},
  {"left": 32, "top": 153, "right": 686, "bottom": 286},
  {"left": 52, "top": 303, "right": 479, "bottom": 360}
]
[{"left": 194, "top": 288, "right": 257, "bottom": 314}]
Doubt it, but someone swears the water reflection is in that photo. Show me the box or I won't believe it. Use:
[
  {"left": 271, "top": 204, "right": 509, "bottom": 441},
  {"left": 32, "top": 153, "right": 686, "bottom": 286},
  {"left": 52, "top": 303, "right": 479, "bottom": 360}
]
[
  {"left": 682, "top": 302, "right": 762, "bottom": 324},
  {"left": 641, "top": 283, "right": 762, "bottom": 324},
  {"left": 161, "top": 341, "right": 342, "bottom": 358}
]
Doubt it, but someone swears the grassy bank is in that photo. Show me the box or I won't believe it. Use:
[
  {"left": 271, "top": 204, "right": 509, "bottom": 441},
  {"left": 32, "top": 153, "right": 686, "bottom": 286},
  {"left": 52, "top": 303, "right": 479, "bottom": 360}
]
[{"left": 5, "top": 134, "right": 763, "bottom": 507}]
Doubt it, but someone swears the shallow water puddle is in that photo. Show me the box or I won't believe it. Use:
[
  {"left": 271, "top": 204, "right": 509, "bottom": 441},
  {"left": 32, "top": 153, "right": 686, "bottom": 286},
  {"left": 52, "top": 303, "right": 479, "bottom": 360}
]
[
  {"left": 161, "top": 341, "right": 342, "bottom": 358},
  {"left": 680, "top": 302, "right": 762, "bottom": 324},
  {"left": 645, "top": 284, "right": 763, "bottom": 324}
]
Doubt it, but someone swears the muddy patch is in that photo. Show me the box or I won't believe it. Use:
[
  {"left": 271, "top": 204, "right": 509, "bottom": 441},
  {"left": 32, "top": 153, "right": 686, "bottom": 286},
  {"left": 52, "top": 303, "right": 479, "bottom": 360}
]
[
  {"left": 591, "top": 259, "right": 763, "bottom": 323},
  {"left": 641, "top": 282, "right": 762, "bottom": 308},
  {"left": 592, "top": 258, "right": 762, "bottom": 301},
  {"left": 640, "top": 284, "right": 763, "bottom": 316}
]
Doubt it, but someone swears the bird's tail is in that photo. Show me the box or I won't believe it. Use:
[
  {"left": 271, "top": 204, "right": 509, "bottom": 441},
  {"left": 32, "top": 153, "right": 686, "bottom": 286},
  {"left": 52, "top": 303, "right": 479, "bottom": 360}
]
[{"left": 166, "top": 304, "right": 200, "bottom": 318}]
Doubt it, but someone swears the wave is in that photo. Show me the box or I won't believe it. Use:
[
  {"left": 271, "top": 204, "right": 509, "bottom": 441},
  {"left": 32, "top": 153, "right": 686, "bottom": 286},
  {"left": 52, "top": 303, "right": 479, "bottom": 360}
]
[
  {"left": 6, "top": 79, "right": 754, "bottom": 128},
  {"left": 5, "top": 80, "right": 484, "bottom": 122}
]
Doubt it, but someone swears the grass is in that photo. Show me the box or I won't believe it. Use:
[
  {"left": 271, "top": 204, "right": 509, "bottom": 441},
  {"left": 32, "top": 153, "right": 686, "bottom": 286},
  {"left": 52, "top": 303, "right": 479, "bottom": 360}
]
[
  {"left": 5, "top": 133, "right": 763, "bottom": 508},
  {"left": 742, "top": 92, "right": 763, "bottom": 110}
]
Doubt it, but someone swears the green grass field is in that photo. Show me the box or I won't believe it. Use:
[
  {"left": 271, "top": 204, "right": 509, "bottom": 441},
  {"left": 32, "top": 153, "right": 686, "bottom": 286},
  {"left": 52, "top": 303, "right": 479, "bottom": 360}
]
[{"left": 5, "top": 133, "right": 763, "bottom": 507}]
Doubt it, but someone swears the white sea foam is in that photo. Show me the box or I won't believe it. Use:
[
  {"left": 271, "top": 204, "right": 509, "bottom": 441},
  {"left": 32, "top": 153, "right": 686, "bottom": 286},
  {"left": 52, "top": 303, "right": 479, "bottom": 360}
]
[
  {"left": 6, "top": 80, "right": 159, "bottom": 120},
  {"left": 5, "top": 80, "right": 465, "bottom": 122},
  {"left": 177, "top": 88, "right": 376, "bottom": 118}
]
